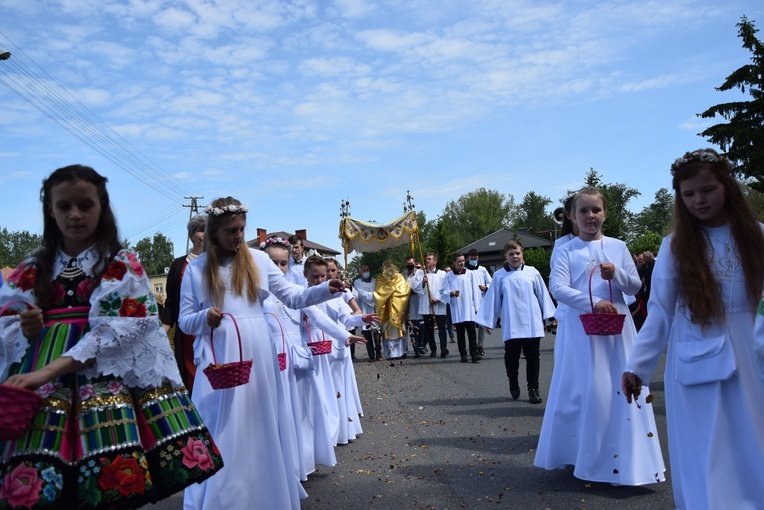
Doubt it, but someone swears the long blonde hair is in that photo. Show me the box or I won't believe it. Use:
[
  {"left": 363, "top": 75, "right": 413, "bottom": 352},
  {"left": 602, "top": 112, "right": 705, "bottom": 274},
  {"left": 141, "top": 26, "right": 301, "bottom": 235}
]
[{"left": 204, "top": 197, "right": 260, "bottom": 307}]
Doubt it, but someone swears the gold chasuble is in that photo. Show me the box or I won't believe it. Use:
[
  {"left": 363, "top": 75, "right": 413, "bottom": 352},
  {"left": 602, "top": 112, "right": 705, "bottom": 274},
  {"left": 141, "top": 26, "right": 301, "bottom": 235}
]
[{"left": 373, "top": 261, "right": 410, "bottom": 338}]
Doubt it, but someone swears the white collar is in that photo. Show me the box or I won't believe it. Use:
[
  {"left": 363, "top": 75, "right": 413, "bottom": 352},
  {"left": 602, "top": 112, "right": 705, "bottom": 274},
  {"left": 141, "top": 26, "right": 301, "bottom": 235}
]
[{"left": 53, "top": 245, "right": 100, "bottom": 278}]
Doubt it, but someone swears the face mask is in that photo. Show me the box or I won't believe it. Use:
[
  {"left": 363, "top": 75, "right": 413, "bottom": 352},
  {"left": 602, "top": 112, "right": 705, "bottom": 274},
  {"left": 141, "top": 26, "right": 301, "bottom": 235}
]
[
  {"left": 468, "top": 259, "right": 478, "bottom": 267},
  {"left": 406, "top": 264, "right": 415, "bottom": 271},
  {"left": 362, "top": 271, "right": 370, "bottom": 279}
]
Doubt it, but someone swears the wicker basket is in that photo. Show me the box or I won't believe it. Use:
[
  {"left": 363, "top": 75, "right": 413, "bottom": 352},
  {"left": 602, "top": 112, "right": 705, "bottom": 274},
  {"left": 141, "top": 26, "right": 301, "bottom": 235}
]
[
  {"left": 307, "top": 340, "right": 332, "bottom": 356},
  {"left": 304, "top": 316, "right": 332, "bottom": 356},
  {"left": 579, "top": 264, "right": 626, "bottom": 336},
  {"left": 203, "top": 314, "right": 253, "bottom": 390},
  {"left": 0, "top": 300, "right": 43, "bottom": 440},
  {"left": 0, "top": 384, "right": 43, "bottom": 440},
  {"left": 265, "top": 313, "right": 287, "bottom": 372}
]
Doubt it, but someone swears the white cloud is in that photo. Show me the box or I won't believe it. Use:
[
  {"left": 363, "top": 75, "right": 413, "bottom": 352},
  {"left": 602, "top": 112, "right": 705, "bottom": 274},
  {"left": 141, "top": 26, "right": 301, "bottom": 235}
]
[
  {"left": 330, "top": 0, "right": 377, "bottom": 19},
  {"left": 153, "top": 7, "right": 197, "bottom": 34}
]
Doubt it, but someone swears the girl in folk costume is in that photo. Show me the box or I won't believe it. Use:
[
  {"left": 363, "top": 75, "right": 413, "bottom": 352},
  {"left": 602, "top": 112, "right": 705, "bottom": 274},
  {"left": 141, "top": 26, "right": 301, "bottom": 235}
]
[
  {"left": 261, "top": 240, "right": 366, "bottom": 479},
  {"left": 476, "top": 240, "right": 556, "bottom": 404},
  {"left": 179, "top": 198, "right": 347, "bottom": 510},
  {"left": 0, "top": 165, "right": 222, "bottom": 510},
  {"left": 624, "top": 149, "right": 764, "bottom": 509},
  {"left": 302, "top": 257, "right": 374, "bottom": 446},
  {"left": 535, "top": 187, "right": 666, "bottom": 485}
]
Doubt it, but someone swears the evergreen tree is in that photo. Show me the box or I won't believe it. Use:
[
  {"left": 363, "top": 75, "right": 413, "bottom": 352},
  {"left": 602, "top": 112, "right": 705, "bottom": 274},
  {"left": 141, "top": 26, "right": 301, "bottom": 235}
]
[
  {"left": 515, "top": 191, "right": 552, "bottom": 236},
  {"left": 698, "top": 16, "right": 764, "bottom": 190}
]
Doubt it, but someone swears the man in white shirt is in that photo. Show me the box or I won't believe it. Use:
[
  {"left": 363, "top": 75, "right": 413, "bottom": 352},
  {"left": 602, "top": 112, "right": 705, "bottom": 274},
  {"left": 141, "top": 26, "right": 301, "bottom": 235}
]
[
  {"left": 467, "top": 249, "right": 492, "bottom": 356},
  {"left": 286, "top": 234, "right": 308, "bottom": 286},
  {"left": 421, "top": 253, "right": 448, "bottom": 358},
  {"left": 354, "top": 265, "right": 382, "bottom": 361}
]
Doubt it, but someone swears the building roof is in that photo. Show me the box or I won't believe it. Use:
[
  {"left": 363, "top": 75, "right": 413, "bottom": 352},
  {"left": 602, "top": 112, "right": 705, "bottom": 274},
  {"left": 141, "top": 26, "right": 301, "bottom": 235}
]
[
  {"left": 459, "top": 228, "right": 552, "bottom": 255},
  {"left": 247, "top": 228, "right": 341, "bottom": 256}
]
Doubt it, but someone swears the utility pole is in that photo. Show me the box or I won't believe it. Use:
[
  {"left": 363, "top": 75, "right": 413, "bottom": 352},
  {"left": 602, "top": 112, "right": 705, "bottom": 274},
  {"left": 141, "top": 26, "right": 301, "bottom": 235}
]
[{"left": 183, "top": 196, "right": 204, "bottom": 254}]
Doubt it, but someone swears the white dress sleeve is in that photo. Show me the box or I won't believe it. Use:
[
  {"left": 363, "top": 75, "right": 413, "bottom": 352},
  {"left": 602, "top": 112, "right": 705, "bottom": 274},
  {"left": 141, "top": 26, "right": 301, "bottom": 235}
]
[
  {"left": 475, "top": 272, "right": 502, "bottom": 328},
  {"left": 531, "top": 268, "right": 556, "bottom": 320},
  {"left": 549, "top": 243, "right": 597, "bottom": 312},
  {"left": 624, "top": 236, "right": 677, "bottom": 384},
  {"left": 0, "top": 260, "right": 37, "bottom": 382},
  {"left": 64, "top": 250, "right": 183, "bottom": 388}
]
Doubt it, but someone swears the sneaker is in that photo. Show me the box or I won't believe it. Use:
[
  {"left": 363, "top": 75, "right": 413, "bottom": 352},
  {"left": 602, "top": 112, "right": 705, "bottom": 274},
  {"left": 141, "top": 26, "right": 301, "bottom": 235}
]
[
  {"left": 528, "top": 388, "right": 542, "bottom": 404},
  {"left": 440, "top": 349, "right": 449, "bottom": 359},
  {"left": 510, "top": 380, "right": 520, "bottom": 400},
  {"left": 430, "top": 351, "right": 437, "bottom": 358},
  {"left": 460, "top": 355, "right": 469, "bottom": 363},
  {"left": 478, "top": 348, "right": 486, "bottom": 356}
]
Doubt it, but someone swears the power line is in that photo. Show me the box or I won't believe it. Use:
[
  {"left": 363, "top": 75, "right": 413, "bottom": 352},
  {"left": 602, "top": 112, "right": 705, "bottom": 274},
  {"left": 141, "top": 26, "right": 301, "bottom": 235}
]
[{"left": 0, "top": 30, "right": 197, "bottom": 202}]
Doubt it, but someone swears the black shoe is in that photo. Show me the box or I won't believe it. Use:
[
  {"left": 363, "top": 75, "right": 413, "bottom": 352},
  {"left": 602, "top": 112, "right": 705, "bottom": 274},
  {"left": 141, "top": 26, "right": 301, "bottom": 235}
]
[
  {"left": 529, "top": 388, "right": 542, "bottom": 404},
  {"left": 440, "top": 349, "right": 449, "bottom": 358},
  {"left": 367, "top": 357, "right": 376, "bottom": 363},
  {"left": 414, "top": 354, "right": 421, "bottom": 358},
  {"left": 510, "top": 388, "right": 520, "bottom": 400},
  {"left": 430, "top": 351, "right": 437, "bottom": 357},
  {"left": 460, "top": 355, "right": 468, "bottom": 363},
  {"left": 471, "top": 356, "right": 482, "bottom": 363},
  {"left": 478, "top": 348, "right": 486, "bottom": 356}
]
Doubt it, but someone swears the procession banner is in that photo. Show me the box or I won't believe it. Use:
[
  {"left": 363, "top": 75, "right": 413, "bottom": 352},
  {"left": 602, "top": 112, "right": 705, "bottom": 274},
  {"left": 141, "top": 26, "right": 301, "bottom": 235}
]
[{"left": 339, "top": 210, "right": 419, "bottom": 254}]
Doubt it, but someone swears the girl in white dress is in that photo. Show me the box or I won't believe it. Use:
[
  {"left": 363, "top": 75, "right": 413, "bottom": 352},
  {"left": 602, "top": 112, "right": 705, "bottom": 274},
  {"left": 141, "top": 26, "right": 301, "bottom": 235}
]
[
  {"left": 535, "top": 187, "right": 666, "bottom": 485},
  {"left": 302, "top": 257, "right": 374, "bottom": 446},
  {"left": 262, "top": 240, "right": 367, "bottom": 477},
  {"left": 180, "top": 198, "right": 347, "bottom": 510},
  {"left": 624, "top": 149, "right": 764, "bottom": 509}
]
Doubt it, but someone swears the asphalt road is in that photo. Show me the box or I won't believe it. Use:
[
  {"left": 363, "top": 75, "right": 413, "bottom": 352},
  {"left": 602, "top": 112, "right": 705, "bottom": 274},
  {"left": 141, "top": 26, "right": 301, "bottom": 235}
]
[{"left": 142, "top": 328, "right": 673, "bottom": 510}]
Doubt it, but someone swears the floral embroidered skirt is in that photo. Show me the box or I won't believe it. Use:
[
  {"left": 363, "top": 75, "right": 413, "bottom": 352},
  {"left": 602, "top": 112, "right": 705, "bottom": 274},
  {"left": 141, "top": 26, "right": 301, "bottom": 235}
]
[{"left": 0, "top": 308, "right": 223, "bottom": 509}]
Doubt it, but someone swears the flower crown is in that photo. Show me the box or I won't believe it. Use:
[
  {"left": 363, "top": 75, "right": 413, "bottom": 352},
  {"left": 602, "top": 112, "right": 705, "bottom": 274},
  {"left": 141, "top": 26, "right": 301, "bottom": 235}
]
[
  {"left": 259, "top": 236, "right": 290, "bottom": 249},
  {"left": 670, "top": 150, "right": 730, "bottom": 176},
  {"left": 205, "top": 204, "right": 249, "bottom": 216}
]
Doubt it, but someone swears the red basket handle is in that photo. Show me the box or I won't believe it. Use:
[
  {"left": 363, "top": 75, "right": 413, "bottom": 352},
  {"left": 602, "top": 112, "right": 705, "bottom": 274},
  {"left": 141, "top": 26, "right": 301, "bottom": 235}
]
[
  {"left": 209, "top": 313, "right": 243, "bottom": 365},
  {"left": 265, "top": 312, "right": 286, "bottom": 355},
  {"left": 0, "top": 300, "right": 35, "bottom": 317},
  {"left": 303, "top": 316, "right": 326, "bottom": 344},
  {"left": 588, "top": 264, "right": 614, "bottom": 313}
]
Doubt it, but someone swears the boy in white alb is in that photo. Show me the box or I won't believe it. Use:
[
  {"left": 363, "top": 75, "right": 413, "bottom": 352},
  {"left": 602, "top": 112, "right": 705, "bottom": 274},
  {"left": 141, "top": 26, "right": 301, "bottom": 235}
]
[{"left": 440, "top": 252, "right": 481, "bottom": 363}]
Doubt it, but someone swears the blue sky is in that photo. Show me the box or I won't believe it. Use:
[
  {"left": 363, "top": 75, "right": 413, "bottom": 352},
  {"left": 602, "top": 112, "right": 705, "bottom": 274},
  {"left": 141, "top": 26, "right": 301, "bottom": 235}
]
[{"left": 1, "top": 0, "right": 762, "bottom": 260}]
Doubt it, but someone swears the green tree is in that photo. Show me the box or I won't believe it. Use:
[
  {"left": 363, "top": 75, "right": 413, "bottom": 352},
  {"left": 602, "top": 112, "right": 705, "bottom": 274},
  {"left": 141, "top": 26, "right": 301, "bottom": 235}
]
[
  {"left": 523, "top": 247, "right": 552, "bottom": 284},
  {"left": 698, "top": 17, "right": 764, "bottom": 190},
  {"left": 742, "top": 181, "right": 764, "bottom": 221},
  {"left": 133, "top": 232, "right": 174, "bottom": 275},
  {"left": 583, "top": 168, "right": 641, "bottom": 241},
  {"left": 632, "top": 188, "right": 674, "bottom": 238},
  {"left": 0, "top": 227, "right": 43, "bottom": 267},
  {"left": 439, "top": 188, "right": 517, "bottom": 249},
  {"left": 515, "top": 191, "right": 552, "bottom": 236},
  {"left": 628, "top": 232, "right": 663, "bottom": 256},
  {"left": 422, "top": 215, "right": 460, "bottom": 270}
]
